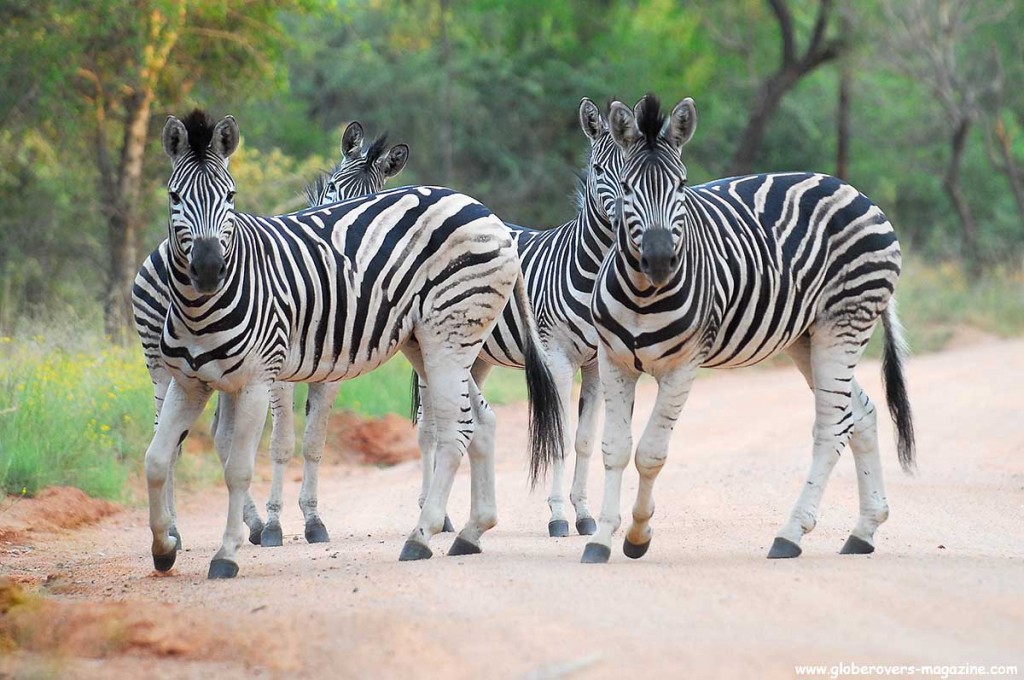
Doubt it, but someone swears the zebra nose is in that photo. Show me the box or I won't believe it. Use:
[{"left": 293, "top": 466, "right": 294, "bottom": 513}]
[
  {"left": 640, "top": 229, "right": 677, "bottom": 287},
  {"left": 189, "top": 238, "right": 226, "bottom": 294}
]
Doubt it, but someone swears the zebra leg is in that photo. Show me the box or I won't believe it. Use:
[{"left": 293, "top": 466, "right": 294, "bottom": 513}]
[
  {"left": 624, "top": 365, "right": 698, "bottom": 559},
  {"left": 842, "top": 379, "right": 889, "bottom": 554},
  {"left": 145, "top": 377, "right": 211, "bottom": 572},
  {"left": 212, "top": 393, "right": 265, "bottom": 545},
  {"left": 546, "top": 358, "right": 576, "bottom": 538},
  {"left": 209, "top": 382, "right": 271, "bottom": 579},
  {"left": 297, "top": 381, "right": 341, "bottom": 544},
  {"left": 261, "top": 382, "right": 295, "bottom": 547},
  {"left": 448, "top": 379, "right": 496, "bottom": 556},
  {"left": 786, "top": 338, "right": 889, "bottom": 554},
  {"left": 582, "top": 350, "right": 640, "bottom": 563},
  {"left": 570, "top": 361, "right": 601, "bottom": 535},
  {"left": 149, "top": 366, "right": 186, "bottom": 551},
  {"left": 399, "top": 355, "right": 475, "bottom": 561},
  {"left": 770, "top": 327, "right": 867, "bottom": 558}
]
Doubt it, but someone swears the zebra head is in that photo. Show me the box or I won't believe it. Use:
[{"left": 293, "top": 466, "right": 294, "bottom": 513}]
[
  {"left": 161, "top": 109, "right": 239, "bottom": 296},
  {"left": 607, "top": 93, "right": 697, "bottom": 288},
  {"left": 306, "top": 122, "right": 410, "bottom": 207},
  {"left": 579, "top": 98, "right": 625, "bottom": 220}
]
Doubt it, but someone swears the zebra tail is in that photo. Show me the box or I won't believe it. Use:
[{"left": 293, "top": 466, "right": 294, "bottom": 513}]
[
  {"left": 515, "top": 274, "right": 566, "bottom": 488},
  {"left": 881, "top": 298, "right": 916, "bottom": 473},
  {"left": 409, "top": 369, "right": 421, "bottom": 425}
]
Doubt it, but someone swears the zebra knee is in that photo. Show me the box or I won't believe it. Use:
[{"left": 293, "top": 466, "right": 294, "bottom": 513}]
[{"left": 634, "top": 443, "right": 667, "bottom": 478}]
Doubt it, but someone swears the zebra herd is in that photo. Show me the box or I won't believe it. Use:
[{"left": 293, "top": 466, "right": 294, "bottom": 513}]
[{"left": 135, "top": 93, "right": 915, "bottom": 579}]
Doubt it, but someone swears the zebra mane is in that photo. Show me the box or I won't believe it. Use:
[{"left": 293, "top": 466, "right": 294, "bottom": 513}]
[
  {"left": 364, "top": 133, "right": 389, "bottom": 168},
  {"left": 303, "top": 170, "right": 331, "bottom": 208},
  {"left": 636, "top": 93, "right": 665, "bottom": 150},
  {"left": 181, "top": 109, "right": 217, "bottom": 161}
]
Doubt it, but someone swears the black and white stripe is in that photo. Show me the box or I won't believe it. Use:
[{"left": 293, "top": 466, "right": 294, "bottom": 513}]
[
  {"left": 581, "top": 94, "right": 915, "bottom": 564},
  {"left": 132, "top": 121, "right": 408, "bottom": 547},
  {"left": 143, "top": 110, "right": 562, "bottom": 578}
]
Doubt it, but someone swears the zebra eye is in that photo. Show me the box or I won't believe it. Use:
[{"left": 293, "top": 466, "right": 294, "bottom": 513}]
[
  {"left": 169, "top": 191, "right": 181, "bottom": 205},
  {"left": 226, "top": 191, "right": 236, "bottom": 203},
  {"left": 593, "top": 164, "right": 605, "bottom": 176}
]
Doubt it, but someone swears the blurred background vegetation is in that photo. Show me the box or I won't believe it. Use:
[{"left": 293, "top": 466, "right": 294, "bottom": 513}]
[{"left": 1, "top": 0, "right": 1023, "bottom": 498}]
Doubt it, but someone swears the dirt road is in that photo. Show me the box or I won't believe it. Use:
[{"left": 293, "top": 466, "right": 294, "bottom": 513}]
[{"left": 3, "top": 339, "right": 1023, "bottom": 679}]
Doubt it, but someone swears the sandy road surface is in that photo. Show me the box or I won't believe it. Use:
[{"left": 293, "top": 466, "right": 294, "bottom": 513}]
[{"left": 2, "top": 339, "right": 1023, "bottom": 679}]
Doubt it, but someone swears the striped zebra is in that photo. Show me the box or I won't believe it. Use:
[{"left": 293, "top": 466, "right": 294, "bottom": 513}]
[
  {"left": 131, "top": 121, "right": 409, "bottom": 549},
  {"left": 581, "top": 94, "right": 915, "bottom": 564},
  {"left": 145, "top": 110, "right": 563, "bottom": 578},
  {"left": 416, "top": 98, "right": 624, "bottom": 537}
]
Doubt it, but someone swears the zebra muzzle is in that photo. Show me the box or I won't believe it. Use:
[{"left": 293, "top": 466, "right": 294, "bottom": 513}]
[
  {"left": 640, "top": 228, "right": 678, "bottom": 287},
  {"left": 189, "top": 237, "right": 227, "bottom": 294}
]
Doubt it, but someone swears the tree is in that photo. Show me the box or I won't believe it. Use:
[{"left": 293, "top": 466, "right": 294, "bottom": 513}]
[
  {"left": 728, "top": 0, "right": 846, "bottom": 175},
  {"left": 0, "top": 0, "right": 309, "bottom": 341}
]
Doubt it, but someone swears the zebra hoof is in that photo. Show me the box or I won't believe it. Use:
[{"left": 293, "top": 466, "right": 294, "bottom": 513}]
[
  {"left": 840, "top": 535, "right": 875, "bottom": 555},
  {"left": 548, "top": 520, "right": 570, "bottom": 538},
  {"left": 576, "top": 517, "right": 597, "bottom": 536},
  {"left": 169, "top": 526, "right": 183, "bottom": 551},
  {"left": 447, "top": 536, "right": 482, "bottom": 557},
  {"left": 623, "top": 537, "right": 650, "bottom": 559},
  {"left": 399, "top": 540, "right": 433, "bottom": 561},
  {"left": 441, "top": 515, "right": 455, "bottom": 533},
  {"left": 207, "top": 559, "right": 239, "bottom": 579},
  {"left": 260, "top": 522, "right": 283, "bottom": 548},
  {"left": 767, "top": 537, "right": 803, "bottom": 559},
  {"left": 152, "top": 543, "right": 178, "bottom": 573},
  {"left": 581, "top": 542, "right": 611, "bottom": 564},
  {"left": 305, "top": 519, "right": 330, "bottom": 544},
  {"left": 248, "top": 518, "right": 265, "bottom": 546}
]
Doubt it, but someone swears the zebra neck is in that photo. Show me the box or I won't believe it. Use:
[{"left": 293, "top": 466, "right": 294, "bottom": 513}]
[{"left": 569, "top": 194, "right": 616, "bottom": 272}]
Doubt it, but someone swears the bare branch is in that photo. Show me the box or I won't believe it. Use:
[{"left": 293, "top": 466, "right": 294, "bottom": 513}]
[{"left": 768, "top": 0, "right": 796, "bottom": 67}]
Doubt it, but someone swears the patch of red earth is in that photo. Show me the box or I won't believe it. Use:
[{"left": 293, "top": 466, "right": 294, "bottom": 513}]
[
  {"left": 0, "top": 487, "right": 120, "bottom": 544},
  {"left": 322, "top": 411, "right": 419, "bottom": 467}
]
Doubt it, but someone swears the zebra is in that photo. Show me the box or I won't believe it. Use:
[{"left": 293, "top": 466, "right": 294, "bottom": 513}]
[
  {"left": 131, "top": 121, "right": 409, "bottom": 550},
  {"left": 415, "top": 98, "right": 625, "bottom": 537},
  {"left": 144, "top": 109, "right": 563, "bottom": 578},
  {"left": 581, "top": 93, "right": 915, "bottom": 564}
]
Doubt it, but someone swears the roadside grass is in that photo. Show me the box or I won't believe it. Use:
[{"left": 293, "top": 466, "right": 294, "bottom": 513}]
[{"left": 0, "top": 258, "right": 1018, "bottom": 499}]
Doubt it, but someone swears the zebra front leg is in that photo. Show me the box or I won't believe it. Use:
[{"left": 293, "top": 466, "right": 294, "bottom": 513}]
[
  {"left": 770, "top": 329, "right": 865, "bottom": 558},
  {"left": 209, "top": 382, "right": 271, "bottom": 579},
  {"left": 145, "top": 377, "right": 211, "bottom": 572},
  {"left": 213, "top": 393, "right": 265, "bottom": 545},
  {"left": 260, "top": 382, "right": 296, "bottom": 547},
  {"left": 624, "top": 365, "right": 697, "bottom": 559},
  {"left": 582, "top": 351, "right": 639, "bottom": 563},
  {"left": 570, "top": 361, "right": 601, "bottom": 535},
  {"left": 448, "top": 379, "right": 496, "bottom": 556},
  {"left": 841, "top": 379, "right": 889, "bottom": 554},
  {"left": 399, "top": 359, "right": 474, "bottom": 561},
  {"left": 150, "top": 366, "right": 186, "bottom": 551},
  {"left": 297, "top": 381, "right": 341, "bottom": 544},
  {"left": 545, "top": 359, "right": 576, "bottom": 538}
]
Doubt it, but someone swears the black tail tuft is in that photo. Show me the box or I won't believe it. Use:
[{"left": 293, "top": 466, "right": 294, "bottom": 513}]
[
  {"left": 513, "top": 276, "right": 565, "bottom": 487},
  {"left": 882, "top": 303, "right": 916, "bottom": 473},
  {"left": 409, "top": 370, "right": 421, "bottom": 425}
]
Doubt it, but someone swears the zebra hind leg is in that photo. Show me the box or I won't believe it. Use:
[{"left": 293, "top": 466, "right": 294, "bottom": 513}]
[
  {"left": 399, "top": 352, "right": 475, "bottom": 561},
  {"left": 570, "top": 361, "right": 601, "bottom": 536},
  {"left": 448, "top": 379, "right": 496, "bottom": 556},
  {"left": 840, "top": 379, "right": 889, "bottom": 554},
  {"left": 546, "top": 360, "right": 576, "bottom": 538},
  {"left": 297, "top": 381, "right": 341, "bottom": 544},
  {"left": 260, "top": 382, "right": 295, "bottom": 547},
  {"left": 771, "top": 324, "right": 871, "bottom": 558}
]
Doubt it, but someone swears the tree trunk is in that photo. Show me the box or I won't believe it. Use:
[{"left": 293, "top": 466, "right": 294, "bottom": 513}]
[
  {"left": 438, "top": 0, "right": 455, "bottom": 185},
  {"left": 835, "top": 9, "right": 852, "bottom": 179},
  {"left": 730, "top": 70, "right": 797, "bottom": 175},
  {"left": 993, "top": 117, "right": 1024, "bottom": 228},
  {"left": 943, "top": 117, "right": 980, "bottom": 269}
]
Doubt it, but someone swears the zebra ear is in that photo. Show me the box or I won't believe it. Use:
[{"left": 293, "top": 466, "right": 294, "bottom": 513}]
[
  {"left": 342, "top": 122, "right": 364, "bottom": 160},
  {"left": 608, "top": 101, "right": 638, "bottom": 150},
  {"left": 578, "top": 98, "right": 605, "bottom": 142},
  {"left": 377, "top": 143, "right": 409, "bottom": 179},
  {"left": 162, "top": 116, "right": 188, "bottom": 161},
  {"left": 665, "top": 97, "right": 697, "bottom": 150},
  {"left": 211, "top": 116, "right": 240, "bottom": 159}
]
